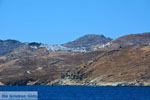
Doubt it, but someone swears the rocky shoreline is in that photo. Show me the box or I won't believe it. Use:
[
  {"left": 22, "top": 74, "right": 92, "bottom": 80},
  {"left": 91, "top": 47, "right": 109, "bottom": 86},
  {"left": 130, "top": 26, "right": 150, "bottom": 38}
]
[{"left": 1, "top": 79, "right": 150, "bottom": 86}]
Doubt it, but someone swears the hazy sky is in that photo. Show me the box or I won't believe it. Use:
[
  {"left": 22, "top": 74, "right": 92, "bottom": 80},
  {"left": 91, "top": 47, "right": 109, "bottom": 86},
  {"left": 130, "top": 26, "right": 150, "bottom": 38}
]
[{"left": 0, "top": 0, "right": 150, "bottom": 44}]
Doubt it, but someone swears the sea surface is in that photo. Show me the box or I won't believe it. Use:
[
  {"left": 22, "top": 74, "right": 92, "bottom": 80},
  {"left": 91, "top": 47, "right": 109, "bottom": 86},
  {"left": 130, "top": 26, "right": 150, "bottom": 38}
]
[{"left": 0, "top": 86, "right": 150, "bottom": 100}]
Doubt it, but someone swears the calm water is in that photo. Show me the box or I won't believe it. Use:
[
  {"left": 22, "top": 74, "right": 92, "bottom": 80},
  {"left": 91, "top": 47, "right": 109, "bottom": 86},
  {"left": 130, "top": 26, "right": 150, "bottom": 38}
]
[{"left": 0, "top": 86, "right": 150, "bottom": 100}]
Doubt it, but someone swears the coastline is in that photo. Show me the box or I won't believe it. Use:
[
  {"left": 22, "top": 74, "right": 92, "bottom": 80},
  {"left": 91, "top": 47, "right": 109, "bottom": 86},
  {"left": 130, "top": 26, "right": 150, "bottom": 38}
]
[{"left": 1, "top": 81, "right": 150, "bottom": 87}]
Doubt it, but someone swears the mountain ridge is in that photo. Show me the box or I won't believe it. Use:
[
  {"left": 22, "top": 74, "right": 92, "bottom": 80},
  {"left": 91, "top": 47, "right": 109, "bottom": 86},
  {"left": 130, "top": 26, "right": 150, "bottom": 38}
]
[
  {"left": 0, "top": 34, "right": 113, "bottom": 54},
  {"left": 0, "top": 32, "right": 150, "bottom": 86},
  {"left": 63, "top": 34, "right": 112, "bottom": 48}
]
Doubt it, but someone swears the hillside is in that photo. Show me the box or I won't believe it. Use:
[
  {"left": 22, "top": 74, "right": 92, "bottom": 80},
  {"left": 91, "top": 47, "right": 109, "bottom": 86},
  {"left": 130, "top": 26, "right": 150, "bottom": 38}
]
[
  {"left": 95, "top": 32, "right": 150, "bottom": 50},
  {"left": 0, "top": 39, "right": 23, "bottom": 56},
  {"left": 60, "top": 45, "right": 150, "bottom": 86},
  {"left": 0, "top": 33, "right": 150, "bottom": 86},
  {"left": 63, "top": 34, "right": 112, "bottom": 48}
]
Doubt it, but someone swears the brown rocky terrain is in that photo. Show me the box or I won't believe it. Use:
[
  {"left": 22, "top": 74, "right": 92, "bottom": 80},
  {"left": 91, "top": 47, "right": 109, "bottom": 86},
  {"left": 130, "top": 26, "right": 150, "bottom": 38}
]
[
  {"left": 61, "top": 45, "right": 150, "bottom": 86},
  {"left": 63, "top": 34, "right": 112, "bottom": 48},
  {"left": 0, "top": 39, "right": 23, "bottom": 56},
  {"left": 0, "top": 32, "right": 150, "bottom": 86},
  {"left": 96, "top": 32, "right": 150, "bottom": 50},
  {"left": 111, "top": 32, "right": 150, "bottom": 49}
]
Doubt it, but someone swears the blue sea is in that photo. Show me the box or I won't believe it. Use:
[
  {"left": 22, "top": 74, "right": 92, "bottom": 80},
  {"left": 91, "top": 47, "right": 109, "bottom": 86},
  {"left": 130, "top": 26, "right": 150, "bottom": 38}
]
[{"left": 0, "top": 86, "right": 150, "bottom": 100}]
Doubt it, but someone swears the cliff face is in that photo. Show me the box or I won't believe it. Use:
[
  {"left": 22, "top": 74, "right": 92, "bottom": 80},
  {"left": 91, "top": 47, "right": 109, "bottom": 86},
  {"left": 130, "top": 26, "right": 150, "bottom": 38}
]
[{"left": 0, "top": 33, "right": 150, "bottom": 86}]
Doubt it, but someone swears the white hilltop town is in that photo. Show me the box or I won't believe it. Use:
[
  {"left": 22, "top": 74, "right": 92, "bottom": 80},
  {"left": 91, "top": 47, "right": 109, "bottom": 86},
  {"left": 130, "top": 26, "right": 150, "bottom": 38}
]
[{"left": 28, "top": 43, "right": 87, "bottom": 52}]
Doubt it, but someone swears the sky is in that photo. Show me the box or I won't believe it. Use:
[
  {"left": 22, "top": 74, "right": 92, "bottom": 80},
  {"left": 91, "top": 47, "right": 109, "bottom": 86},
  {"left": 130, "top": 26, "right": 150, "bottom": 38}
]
[{"left": 0, "top": 0, "right": 150, "bottom": 44}]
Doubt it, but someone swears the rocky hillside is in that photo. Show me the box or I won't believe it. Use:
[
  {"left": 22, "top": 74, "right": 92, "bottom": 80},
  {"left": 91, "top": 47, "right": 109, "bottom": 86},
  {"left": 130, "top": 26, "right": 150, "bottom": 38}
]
[
  {"left": 26, "top": 34, "right": 112, "bottom": 52},
  {"left": 63, "top": 34, "right": 112, "bottom": 48},
  {"left": 111, "top": 32, "right": 150, "bottom": 48},
  {"left": 0, "top": 34, "right": 112, "bottom": 55},
  {"left": 95, "top": 32, "right": 150, "bottom": 50},
  {"left": 0, "top": 32, "right": 150, "bottom": 86},
  {"left": 0, "top": 39, "right": 23, "bottom": 56},
  {"left": 61, "top": 45, "right": 150, "bottom": 86}
]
